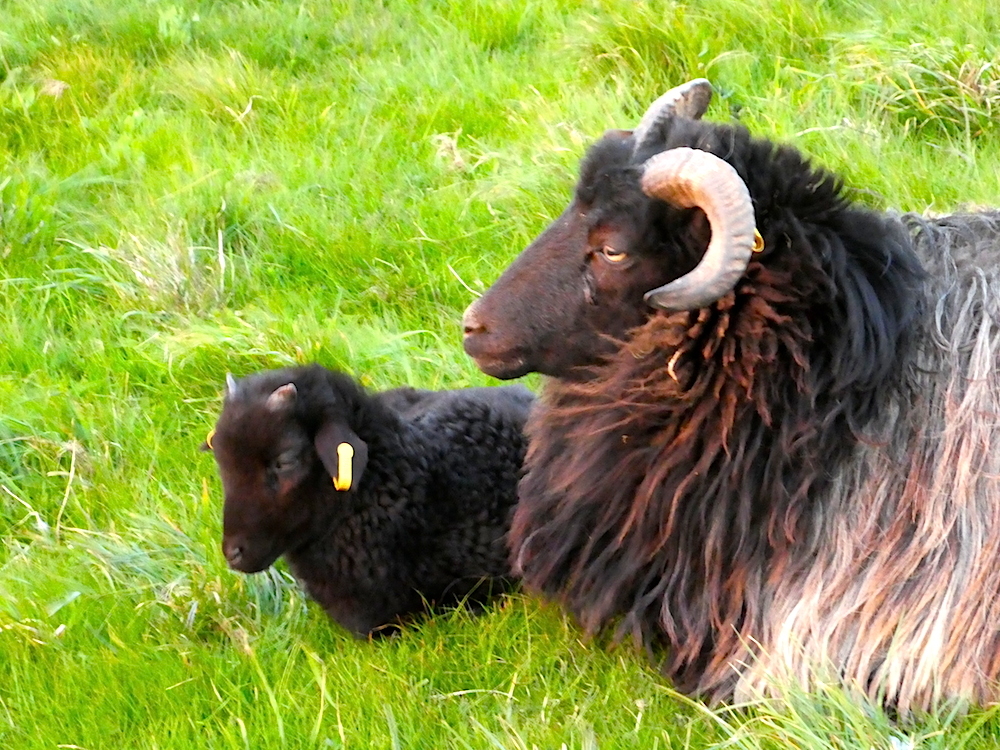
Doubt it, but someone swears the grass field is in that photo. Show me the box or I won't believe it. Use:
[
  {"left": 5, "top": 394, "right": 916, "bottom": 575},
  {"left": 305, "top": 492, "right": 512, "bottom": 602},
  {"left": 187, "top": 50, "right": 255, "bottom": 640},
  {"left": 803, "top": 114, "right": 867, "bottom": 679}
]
[{"left": 3, "top": 0, "right": 1000, "bottom": 747}]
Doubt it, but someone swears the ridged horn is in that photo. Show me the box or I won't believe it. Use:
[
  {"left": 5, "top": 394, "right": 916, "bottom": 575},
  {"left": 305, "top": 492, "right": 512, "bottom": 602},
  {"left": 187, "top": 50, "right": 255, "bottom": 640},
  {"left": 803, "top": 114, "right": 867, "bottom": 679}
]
[
  {"left": 641, "top": 147, "right": 756, "bottom": 312},
  {"left": 632, "top": 79, "right": 713, "bottom": 155}
]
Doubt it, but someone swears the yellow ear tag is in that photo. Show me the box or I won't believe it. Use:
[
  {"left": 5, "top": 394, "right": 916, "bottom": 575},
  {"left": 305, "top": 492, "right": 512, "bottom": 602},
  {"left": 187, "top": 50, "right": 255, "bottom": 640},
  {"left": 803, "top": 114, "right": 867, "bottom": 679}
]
[
  {"left": 205, "top": 429, "right": 215, "bottom": 450},
  {"left": 333, "top": 442, "right": 354, "bottom": 491},
  {"left": 753, "top": 229, "right": 765, "bottom": 253}
]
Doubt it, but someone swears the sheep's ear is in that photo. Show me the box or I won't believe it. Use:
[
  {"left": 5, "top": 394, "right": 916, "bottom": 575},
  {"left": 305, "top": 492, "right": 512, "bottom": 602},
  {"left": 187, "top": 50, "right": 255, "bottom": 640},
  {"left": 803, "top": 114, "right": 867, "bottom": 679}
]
[
  {"left": 225, "top": 373, "right": 239, "bottom": 399},
  {"left": 314, "top": 420, "right": 369, "bottom": 492},
  {"left": 266, "top": 383, "right": 297, "bottom": 412}
]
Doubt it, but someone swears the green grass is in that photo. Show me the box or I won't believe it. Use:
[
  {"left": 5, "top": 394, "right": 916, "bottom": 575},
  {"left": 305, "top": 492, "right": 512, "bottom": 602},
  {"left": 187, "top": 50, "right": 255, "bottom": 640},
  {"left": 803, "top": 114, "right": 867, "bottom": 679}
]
[{"left": 3, "top": 0, "right": 1000, "bottom": 746}]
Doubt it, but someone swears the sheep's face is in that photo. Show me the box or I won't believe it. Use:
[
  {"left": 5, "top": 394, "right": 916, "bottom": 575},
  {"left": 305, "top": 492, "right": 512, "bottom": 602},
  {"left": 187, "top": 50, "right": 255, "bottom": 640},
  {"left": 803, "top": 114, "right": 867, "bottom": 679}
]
[
  {"left": 463, "top": 135, "right": 708, "bottom": 379},
  {"left": 211, "top": 396, "right": 321, "bottom": 573}
]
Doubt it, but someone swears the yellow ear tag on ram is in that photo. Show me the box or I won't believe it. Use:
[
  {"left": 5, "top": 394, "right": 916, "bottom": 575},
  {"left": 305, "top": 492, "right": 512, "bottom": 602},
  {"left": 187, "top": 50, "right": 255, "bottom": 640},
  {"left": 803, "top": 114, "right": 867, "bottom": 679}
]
[{"left": 333, "top": 442, "right": 354, "bottom": 491}]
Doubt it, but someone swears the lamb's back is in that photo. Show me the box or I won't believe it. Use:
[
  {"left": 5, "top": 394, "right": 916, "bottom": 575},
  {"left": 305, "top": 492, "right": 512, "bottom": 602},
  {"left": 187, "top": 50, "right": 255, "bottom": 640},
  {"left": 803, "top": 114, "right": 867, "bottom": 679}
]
[{"left": 406, "top": 385, "right": 534, "bottom": 591}]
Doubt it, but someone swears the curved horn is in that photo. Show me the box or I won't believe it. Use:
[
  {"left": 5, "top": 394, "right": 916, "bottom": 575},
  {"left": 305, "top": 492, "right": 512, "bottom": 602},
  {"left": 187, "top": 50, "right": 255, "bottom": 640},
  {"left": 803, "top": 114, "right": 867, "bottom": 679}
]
[
  {"left": 640, "top": 147, "right": 756, "bottom": 312},
  {"left": 632, "top": 78, "right": 713, "bottom": 155}
]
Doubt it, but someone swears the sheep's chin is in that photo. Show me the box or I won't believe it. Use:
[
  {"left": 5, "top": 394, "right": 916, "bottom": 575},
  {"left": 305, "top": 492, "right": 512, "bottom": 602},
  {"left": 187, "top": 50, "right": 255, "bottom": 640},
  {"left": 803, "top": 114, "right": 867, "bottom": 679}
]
[{"left": 469, "top": 353, "right": 531, "bottom": 381}]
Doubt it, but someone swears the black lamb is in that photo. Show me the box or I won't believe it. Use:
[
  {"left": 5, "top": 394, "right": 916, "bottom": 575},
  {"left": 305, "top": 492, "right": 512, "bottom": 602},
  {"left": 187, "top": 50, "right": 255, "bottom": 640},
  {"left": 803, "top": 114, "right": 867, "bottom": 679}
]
[{"left": 205, "top": 364, "right": 533, "bottom": 636}]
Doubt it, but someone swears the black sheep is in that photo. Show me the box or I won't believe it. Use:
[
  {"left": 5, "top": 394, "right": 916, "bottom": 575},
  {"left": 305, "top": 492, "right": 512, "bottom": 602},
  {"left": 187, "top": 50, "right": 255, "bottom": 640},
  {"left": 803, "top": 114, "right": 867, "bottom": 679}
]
[
  {"left": 205, "top": 364, "right": 533, "bottom": 636},
  {"left": 463, "top": 79, "right": 1000, "bottom": 713}
]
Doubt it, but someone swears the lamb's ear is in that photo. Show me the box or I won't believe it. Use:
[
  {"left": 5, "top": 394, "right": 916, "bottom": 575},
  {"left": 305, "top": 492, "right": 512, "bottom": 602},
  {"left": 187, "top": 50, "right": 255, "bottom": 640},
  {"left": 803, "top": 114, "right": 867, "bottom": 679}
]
[
  {"left": 314, "top": 420, "right": 369, "bottom": 492},
  {"left": 266, "top": 383, "right": 297, "bottom": 412}
]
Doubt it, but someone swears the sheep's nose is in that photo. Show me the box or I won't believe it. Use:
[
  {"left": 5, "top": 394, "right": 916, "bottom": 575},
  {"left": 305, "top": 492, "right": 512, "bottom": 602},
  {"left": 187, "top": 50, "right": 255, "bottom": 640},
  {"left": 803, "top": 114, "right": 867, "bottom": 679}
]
[{"left": 462, "top": 304, "right": 487, "bottom": 337}]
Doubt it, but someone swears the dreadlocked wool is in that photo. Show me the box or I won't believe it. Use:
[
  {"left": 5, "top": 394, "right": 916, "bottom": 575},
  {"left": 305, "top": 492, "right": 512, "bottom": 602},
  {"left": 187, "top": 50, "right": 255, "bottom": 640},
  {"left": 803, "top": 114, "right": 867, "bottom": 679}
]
[{"left": 511, "top": 212, "right": 1000, "bottom": 715}]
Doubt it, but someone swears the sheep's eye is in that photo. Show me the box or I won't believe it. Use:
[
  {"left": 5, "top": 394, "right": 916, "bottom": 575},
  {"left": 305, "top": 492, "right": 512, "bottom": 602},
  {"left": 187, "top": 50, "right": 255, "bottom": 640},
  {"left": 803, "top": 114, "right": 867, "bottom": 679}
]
[{"left": 601, "top": 245, "right": 628, "bottom": 263}]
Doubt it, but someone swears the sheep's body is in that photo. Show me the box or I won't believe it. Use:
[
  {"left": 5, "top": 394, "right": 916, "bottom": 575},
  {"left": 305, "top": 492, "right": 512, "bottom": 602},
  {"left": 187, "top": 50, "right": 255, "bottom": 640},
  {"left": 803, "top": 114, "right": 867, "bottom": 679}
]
[
  {"left": 518, "top": 211, "right": 1000, "bottom": 712},
  {"left": 209, "top": 365, "right": 533, "bottom": 636},
  {"left": 765, "top": 211, "right": 1000, "bottom": 710},
  {"left": 463, "top": 91, "right": 1000, "bottom": 714}
]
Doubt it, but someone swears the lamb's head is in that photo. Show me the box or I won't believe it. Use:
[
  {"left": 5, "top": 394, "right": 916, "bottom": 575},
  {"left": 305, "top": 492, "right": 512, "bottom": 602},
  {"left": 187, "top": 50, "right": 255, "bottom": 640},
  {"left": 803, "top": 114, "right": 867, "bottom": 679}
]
[
  {"left": 462, "top": 79, "right": 758, "bottom": 379},
  {"left": 206, "top": 369, "right": 369, "bottom": 573}
]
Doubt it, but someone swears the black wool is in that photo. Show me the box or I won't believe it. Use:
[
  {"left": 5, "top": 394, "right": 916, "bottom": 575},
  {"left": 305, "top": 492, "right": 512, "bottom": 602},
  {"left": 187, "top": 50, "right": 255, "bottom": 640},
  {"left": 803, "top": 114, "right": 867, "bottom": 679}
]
[{"left": 207, "top": 364, "right": 533, "bottom": 636}]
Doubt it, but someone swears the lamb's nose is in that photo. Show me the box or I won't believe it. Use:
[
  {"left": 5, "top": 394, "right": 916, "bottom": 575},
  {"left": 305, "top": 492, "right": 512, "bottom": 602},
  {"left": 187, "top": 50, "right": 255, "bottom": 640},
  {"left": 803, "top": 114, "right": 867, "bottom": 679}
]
[
  {"left": 462, "top": 304, "right": 487, "bottom": 336},
  {"left": 223, "top": 540, "right": 244, "bottom": 566}
]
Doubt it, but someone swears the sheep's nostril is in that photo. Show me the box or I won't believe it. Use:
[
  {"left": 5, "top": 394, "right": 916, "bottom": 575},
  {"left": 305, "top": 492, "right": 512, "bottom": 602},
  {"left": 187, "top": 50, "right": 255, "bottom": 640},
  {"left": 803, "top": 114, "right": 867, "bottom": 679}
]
[{"left": 462, "top": 306, "right": 487, "bottom": 337}]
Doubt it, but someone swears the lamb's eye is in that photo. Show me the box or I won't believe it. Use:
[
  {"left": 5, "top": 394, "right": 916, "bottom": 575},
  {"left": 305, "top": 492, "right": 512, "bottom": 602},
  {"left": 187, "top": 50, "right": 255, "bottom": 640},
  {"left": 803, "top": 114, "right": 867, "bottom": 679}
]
[
  {"left": 601, "top": 245, "right": 628, "bottom": 263},
  {"left": 272, "top": 453, "right": 298, "bottom": 473}
]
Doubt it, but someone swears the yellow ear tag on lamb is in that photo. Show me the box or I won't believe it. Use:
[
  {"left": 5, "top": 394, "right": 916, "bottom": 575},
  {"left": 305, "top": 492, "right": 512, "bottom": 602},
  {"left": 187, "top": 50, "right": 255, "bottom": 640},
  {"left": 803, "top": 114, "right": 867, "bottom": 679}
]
[
  {"left": 753, "top": 229, "right": 765, "bottom": 253},
  {"left": 333, "top": 442, "right": 354, "bottom": 491},
  {"left": 205, "top": 429, "right": 215, "bottom": 450}
]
